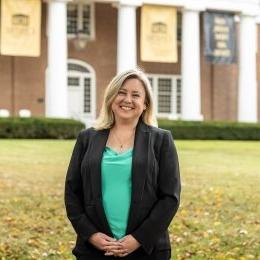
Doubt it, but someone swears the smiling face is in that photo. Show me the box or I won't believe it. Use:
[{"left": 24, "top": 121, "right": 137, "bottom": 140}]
[{"left": 111, "top": 78, "right": 147, "bottom": 124}]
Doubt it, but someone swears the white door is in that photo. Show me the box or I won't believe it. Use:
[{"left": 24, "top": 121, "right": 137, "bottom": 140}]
[{"left": 68, "top": 60, "right": 96, "bottom": 127}]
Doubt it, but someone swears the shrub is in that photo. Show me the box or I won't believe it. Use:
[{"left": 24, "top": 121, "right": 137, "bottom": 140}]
[
  {"left": 1, "top": 118, "right": 259, "bottom": 140},
  {"left": 0, "top": 117, "right": 85, "bottom": 139},
  {"left": 158, "top": 119, "right": 260, "bottom": 140}
]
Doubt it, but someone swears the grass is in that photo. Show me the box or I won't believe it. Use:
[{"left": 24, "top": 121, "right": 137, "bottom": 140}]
[{"left": 0, "top": 139, "right": 259, "bottom": 259}]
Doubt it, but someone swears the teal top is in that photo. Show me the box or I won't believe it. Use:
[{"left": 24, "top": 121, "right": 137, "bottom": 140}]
[{"left": 101, "top": 146, "right": 133, "bottom": 239}]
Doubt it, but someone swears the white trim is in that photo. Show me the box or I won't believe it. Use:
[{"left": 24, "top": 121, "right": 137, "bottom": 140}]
[
  {"left": 118, "top": 0, "right": 142, "bottom": 7},
  {"left": 77, "top": 2, "right": 82, "bottom": 31},
  {"left": 147, "top": 73, "right": 182, "bottom": 120},
  {"left": 101, "top": 0, "right": 260, "bottom": 14},
  {"left": 90, "top": 1, "right": 96, "bottom": 39}
]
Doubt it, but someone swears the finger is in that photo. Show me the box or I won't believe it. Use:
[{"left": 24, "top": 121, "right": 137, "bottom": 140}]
[
  {"left": 105, "top": 248, "right": 128, "bottom": 255},
  {"left": 104, "top": 242, "right": 124, "bottom": 249},
  {"left": 101, "top": 233, "right": 115, "bottom": 239},
  {"left": 107, "top": 248, "right": 125, "bottom": 254},
  {"left": 104, "top": 245, "right": 123, "bottom": 252},
  {"left": 103, "top": 235, "right": 117, "bottom": 242},
  {"left": 101, "top": 242, "right": 119, "bottom": 251},
  {"left": 118, "top": 248, "right": 129, "bottom": 255},
  {"left": 104, "top": 251, "right": 114, "bottom": 256}
]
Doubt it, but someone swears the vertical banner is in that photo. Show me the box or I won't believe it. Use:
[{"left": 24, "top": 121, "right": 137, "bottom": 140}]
[
  {"left": 141, "top": 5, "right": 177, "bottom": 63},
  {"left": 204, "top": 11, "right": 236, "bottom": 64},
  {"left": 0, "top": 0, "right": 41, "bottom": 57}
]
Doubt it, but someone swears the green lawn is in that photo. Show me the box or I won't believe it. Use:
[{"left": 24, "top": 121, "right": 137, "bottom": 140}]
[{"left": 0, "top": 140, "right": 259, "bottom": 259}]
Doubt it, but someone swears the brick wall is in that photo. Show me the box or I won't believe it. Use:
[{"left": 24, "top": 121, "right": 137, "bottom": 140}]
[{"left": 0, "top": 3, "right": 259, "bottom": 121}]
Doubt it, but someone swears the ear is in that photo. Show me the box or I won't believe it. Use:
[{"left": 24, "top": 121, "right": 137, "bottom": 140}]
[{"left": 143, "top": 104, "right": 147, "bottom": 110}]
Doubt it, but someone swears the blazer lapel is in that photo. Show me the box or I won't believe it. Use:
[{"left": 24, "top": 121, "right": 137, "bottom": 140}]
[
  {"left": 89, "top": 128, "right": 113, "bottom": 236},
  {"left": 126, "top": 120, "right": 150, "bottom": 233}
]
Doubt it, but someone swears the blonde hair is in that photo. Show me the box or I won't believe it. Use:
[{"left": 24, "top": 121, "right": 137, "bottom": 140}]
[{"left": 94, "top": 68, "right": 158, "bottom": 130}]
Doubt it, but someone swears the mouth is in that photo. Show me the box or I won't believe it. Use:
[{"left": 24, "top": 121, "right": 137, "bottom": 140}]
[{"left": 120, "top": 105, "right": 134, "bottom": 111}]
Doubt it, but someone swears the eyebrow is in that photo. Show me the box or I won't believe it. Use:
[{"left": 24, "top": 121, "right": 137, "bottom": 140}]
[{"left": 120, "top": 88, "right": 141, "bottom": 94}]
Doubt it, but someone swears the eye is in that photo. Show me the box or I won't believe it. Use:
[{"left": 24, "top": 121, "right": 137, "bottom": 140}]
[
  {"left": 132, "top": 94, "right": 140, "bottom": 98},
  {"left": 118, "top": 91, "right": 126, "bottom": 96}
]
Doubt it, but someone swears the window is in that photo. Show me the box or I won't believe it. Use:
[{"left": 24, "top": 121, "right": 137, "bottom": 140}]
[
  {"left": 68, "top": 77, "right": 80, "bottom": 87},
  {"left": 158, "top": 78, "right": 172, "bottom": 113},
  {"left": 67, "top": 4, "right": 77, "bottom": 34},
  {"left": 148, "top": 75, "right": 182, "bottom": 119},
  {"left": 176, "top": 79, "right": 182, "bottom": 114},
  {"left": 67, "top": 2, "right": 95, "bottom": 39},
  {"left": 84, "top": 78, "right": 91, "bottom": 113},
  {"left": 68, "top": 63, "right": 90, "bottom": 73}
]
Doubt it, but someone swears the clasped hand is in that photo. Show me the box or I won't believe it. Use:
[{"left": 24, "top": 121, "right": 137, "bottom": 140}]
[{"left": 89, "top": 232, "right": 141, "bottom": 257}]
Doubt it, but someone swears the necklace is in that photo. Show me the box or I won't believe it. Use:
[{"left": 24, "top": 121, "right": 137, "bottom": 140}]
[{"left": 112, "top": 129, "right": 135, "bottom": 152}]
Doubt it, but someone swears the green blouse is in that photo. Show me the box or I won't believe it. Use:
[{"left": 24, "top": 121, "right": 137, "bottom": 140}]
[{"left": 101, "top": 146, "right": 133, "bottom": 239}]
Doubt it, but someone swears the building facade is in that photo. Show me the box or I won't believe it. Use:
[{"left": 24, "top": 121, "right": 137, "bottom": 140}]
[{"left": 0, "top": 0, "right": 260, "bottom": 126}]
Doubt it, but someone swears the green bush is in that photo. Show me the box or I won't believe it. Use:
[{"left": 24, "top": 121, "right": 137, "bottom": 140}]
[
  {"left": 0, "top": 117, "right": 85, "bottom": 139},
  {"left": 158, "top": 119, "right": 260, "bottom": 140},
  {"left": 1, "top": 118, "right": 259, "bottom": 140}
]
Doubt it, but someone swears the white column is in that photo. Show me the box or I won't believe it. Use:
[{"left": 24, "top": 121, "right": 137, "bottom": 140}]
[
  {"left": 238, "top": 14, "right": 257, "bottom": 122},
  {"left": 46, "top": 0, "right": 68, "bottom": 118},
  {"left": 117, "top": 1, "right": 139, "bottom": 73},
  {"left": 181, "top": 8, "right": 203, "bottom": 121}
]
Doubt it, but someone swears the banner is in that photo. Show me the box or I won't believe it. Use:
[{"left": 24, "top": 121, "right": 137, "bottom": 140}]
[
  {"left": 204, "top": 12, "right": 236, "bottom": 64},
  {"left": 0, "top": 0, "right": 41, "bottom": 57},
  {"left": 141, "top": 5, "right": 177, "bottom": 63}
]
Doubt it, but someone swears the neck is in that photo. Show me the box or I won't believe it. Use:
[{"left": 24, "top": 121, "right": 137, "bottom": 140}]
[{"left": 113, "top": 118, "right": 139, "bottom": 132}]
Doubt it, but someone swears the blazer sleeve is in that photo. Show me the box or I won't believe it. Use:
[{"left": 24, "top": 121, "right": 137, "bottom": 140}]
[
  {"left": 131, "top": 130, "right": 181, "bottom": 254},
  {"left": 64, "top": 131, "right": 98, "bottom": 242}
]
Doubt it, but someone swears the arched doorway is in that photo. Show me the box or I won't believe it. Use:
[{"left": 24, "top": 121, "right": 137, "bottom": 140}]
[{"left": 67, "top": 59, "right": 96, "bottom": 126}]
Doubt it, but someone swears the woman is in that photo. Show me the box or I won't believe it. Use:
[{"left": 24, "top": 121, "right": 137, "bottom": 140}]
[{"left": 65, "top": 69, "right": 181, "bottom": 259}]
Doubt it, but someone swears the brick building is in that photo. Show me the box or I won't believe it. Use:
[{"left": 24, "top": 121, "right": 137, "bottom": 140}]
[{"left": 0, "top": 0, "right": 260, "bottom": 126}]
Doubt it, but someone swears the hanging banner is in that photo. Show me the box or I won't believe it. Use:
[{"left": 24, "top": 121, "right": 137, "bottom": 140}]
[
  {"left": 0, "top": 0, "right": 41, "bottom": 57},
  {"left": 204, "top": 11, "right": 236, "bottom": 64},
  {"left": 141, "top": 5, "right": 177, "bottom": 63}
]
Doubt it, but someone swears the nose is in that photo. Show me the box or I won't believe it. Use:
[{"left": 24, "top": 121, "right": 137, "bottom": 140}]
[{"left": 123, "top": 93, "right": 132, "bottom": 103}]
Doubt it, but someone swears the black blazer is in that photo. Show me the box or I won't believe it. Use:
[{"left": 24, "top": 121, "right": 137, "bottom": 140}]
[{"left": 65, "top": 120, "right": 181, "bottom": 257}]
